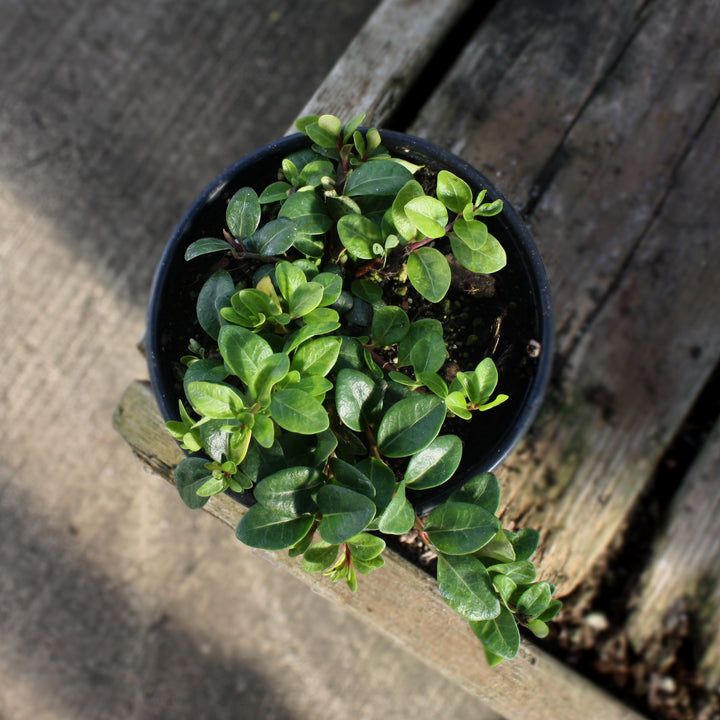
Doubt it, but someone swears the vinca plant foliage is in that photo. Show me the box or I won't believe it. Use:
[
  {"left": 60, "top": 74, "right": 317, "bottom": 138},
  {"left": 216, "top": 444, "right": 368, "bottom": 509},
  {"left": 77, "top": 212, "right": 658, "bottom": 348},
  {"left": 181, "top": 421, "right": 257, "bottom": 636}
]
[{"left": 166, "top": 114, "right": 561, "bottom": 664}]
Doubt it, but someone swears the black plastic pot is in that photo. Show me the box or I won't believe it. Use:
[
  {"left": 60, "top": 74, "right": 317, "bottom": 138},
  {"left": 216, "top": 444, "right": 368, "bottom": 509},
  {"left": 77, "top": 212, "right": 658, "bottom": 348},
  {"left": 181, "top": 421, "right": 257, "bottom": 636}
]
[{"left": 147, "top": 131, "right": 553, "bottom": 513}]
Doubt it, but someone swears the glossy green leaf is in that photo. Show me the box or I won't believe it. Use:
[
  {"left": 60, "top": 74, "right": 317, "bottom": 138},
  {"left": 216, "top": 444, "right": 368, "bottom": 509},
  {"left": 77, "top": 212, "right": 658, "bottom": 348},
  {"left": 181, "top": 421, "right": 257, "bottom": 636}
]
[
  {"left": 425, "top": 501, "right": 500, "bottom": 555},
  {"left": 527, "top": 619, "right": 550, "bottom": 639},
  {"left": 182, "top": 358, "right": 228, "bottom": 398},
  {"left": 305, "top": 118, "right": 340, "bottom": 148},
  {"left": 376, "top": 480, "right": 415, "bottom": 535},
  {"left": 289, "top": 281, "right": 324, "bottom": 318},
  {"left": 371, "top": 305, "right": 409, "bottom": 346},
  {"left": 173, "top": 457, "right": 211, "bottom": 509},
  {"left": 184, "top": 237, "right": 229, "bottom": 260},
  {"left": 436, "top": 170, "right": 473, "bottom": 214},
  {"left": 409, "top": 333, "right": 447, "bottom": 374},
  {"left": 404, "top": 196, "right": 448, "bottom": 239},
  {"left": 351, "top": 278, "right": 383, "bottom": 306},
  {"left": 391, "top": 179, "right": 425, "bottom": 240},
  {"left": 252, "top": 412, "right": 275, "bottom": 448},
  {"left": 352, "top": 555, "right": 385, "bottom": 575},
  {"left": 269, "top": 388, "right": 329, "bottom": 434},
  {"left": 449, "top": 472, "right": 501, "bottom": 514},
  {"left": 453, "top": 218, "right": 488, "bottom": 249},
  {"left": 355, "top": 458, "right": 395, "bottom": 516},
  {"left": 450, "top": 230, "right": 507, "bottom": 274},
  {"left": 337, "top": 213, "right": 382, "bottom": 260},
  {"left": 470, "top": 604, "right": 520, "bottom": 660},
  {"left": 335, "top": 368, "right": 384, "bottom": 432},
  {"left": 475, "top": 528, "right": 516, "bottom": 563},
  {"left": 404, "top": 435, "right": 462, "bottom": 490},
  {"left": 468, "top": 358, "right": 500, "bottom": 406},
  {"left": 275, "top": 261, "right": 305, "bottom": 302},
  {"left": 407, "top": 247, "right": 451, "bottom": 302},
  {"left": 516, "top": 582, "right": 553, "bottom": 619},
  {"left": 313, "top": 272, "right": 343, "bottom": 307},
  {"left": 218, "top": 325, "right": 273, "bottom": 387},
  {"left": 493, "top": 575, "right": 517, "bottom": 605},
  {"left": 186, "top": 381, "right": 245, "bottom": 419},
  {"left": 316, "top": 485, "right": 376, "bottom": 544},
  {"left": 251, "top": 352, "right": 290, "bottom": 404},
  {"left": 505, "top": 528, "right": 540, "bottom": 561},
  {"left": 377, "top": 394, "right": 446, "bottom": 458},
  {"left": 344, "top": 160, "right": 413, "bottom": 197},
  {"left": 245, "top": 217, "right": 296, "bottom": 256},
  {"left": 347, "top": 532, "right": 386, "bottom": 561},
  {"left": 283, "top": 320, "right": 341, "bottom": 354},
  {"left": 278, "top": 190, "right": 333, "bottom": 235},
  {"left": 486, "top": 560, "right": 537, "bottom": 584},
  {"left": 437, "top": 553, "right": 501, "bottom": 621},
  {"left": 445, "top": 391, "right": 472, "bottom": 420},
  {"left": 397, "top": 319, "right": 444, "bottom": 367},
  {"left": 226, "top": 187, "right": 261, "bottom": 239},
  {"left": 258, "top": 181, "right": 291, "bottom": 203},
  {"left": 537, "top": 599, "right": 563, "bottom": 623},
  {"left": 302, "top": 540, "right": 340, "bottom": 573},
  {"left": 236, "top": 504, "right": 313, "bottom": 550},
  {"left": 196, "top": 270, "right": 234, "bottom": 340},
  {"left": 253, "top": 466, "right": 323, "bottom": 517},
  {"left": 328, "top": 458, "right": 375, "bottom": 500},
  {"left": 290, "top": 336, "right": 342, "bottom": 377},
  {"left": 416, "top": 371, "right": 448, "bottom": 399},
  {"left": 342, "top": 113, "right": 365, "bottom": 142}
]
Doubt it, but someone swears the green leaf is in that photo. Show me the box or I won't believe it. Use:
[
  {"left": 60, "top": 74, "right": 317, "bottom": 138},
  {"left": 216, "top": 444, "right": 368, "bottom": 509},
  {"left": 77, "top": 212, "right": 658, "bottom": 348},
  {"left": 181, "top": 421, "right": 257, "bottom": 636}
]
[
  {"left": 295, "top": 115, "right": 319, "bottom": 133},
  {"left": 305, "top": 119, "right": 340, "bottom": 148},
  {"left": 397, "top": 319, "right": 443, "bottom": 367},
  {"left": 347, "top": 532, "right": 386, "bottom": 561},
  {"left": 289, "top": 281, "right": 324, "bottom": 318},
  {"left": 407, "top": 247, "right": 451, "bottom": 302},
  {"left": 352, "top": 555, "right": 385, "bottom": 575},
  {"left": 186, "top": 381, "right": 245, "bottom": 419},
  {"left": 252, "top": 412, "right": 275, "bottom": 448},
  {"left": 226, "top": 187, "right": 261, "bottom": 239},
  {"left": 391, "top": 180, "right": 425, "bottom": 241},
  {"left": 470, "top": 604, "right": 520, "bottom": 660},
  {"left": 468, "top": 358, "right": 499, "bottom": 406},
  {"left": 302, "top": 541, "right": 340, "bottom": 573},
  {"left": 343, "top": 113, "right": 365, "bottom": 142},
  {"left": 527, "top": 619, "right": 550, "bottom": 639},
  {"left": 445, "top": 391, "right": 472, "bottom": 420},
  {"left": 377, "top": 394, "right": 446, "bottom": 458},
  {"left": 275, "top": 261, "right": 306, "bottom": 302},
  {"left": 269, "top": 388, "right": 329, "bottom": 434},
  {"left": 316, "top": 485, "right": 376, "bottom": 544},
  {"left": 290, "top": 336, "right": 342, "bottom": 377},
  {"left": 251, "top": 352, "right": 291, "bottom": 404},
  {"left": 258, "top": 181, "right": 291, "bottom": 203},
  {"left": 283, "top": 320, "right": 341, "bottom": 354},
  {"left": 344, "top": 160, "right": 413, "bottom": 197},
  {"left": 537, "top": 599, "right": 563, "bottom": 623},
  {"left": 493, "top": 575, "right": 517, "bottom": 604},
  {"left": 409, "top": 333, "right": 447, "bottom": 374},
  {"left": 253, "top": 466, "right": 323, "bottom": 517},
  {"left": 475, "top": 528, "right": 516, "bottom": 563},
  {"left": 182, "top": 358, "right": 228, "bottom": 399},
  {"left": 505, "top": 528, "right": 540, "bottom": 561},
  {"left": 196, "top": 475, "right": 228, "bottom": 497},
  {"left": 450, "top": 228, "right": 507, "bottom": 274},
  {"left": 236, "top": 504, "right": 313, "bottom": 550},
  {"left": 337, "top": 213, "right": 382, "bottom": 260},
  {"left": 184, "top": 237, "right": 229, "bottom": 260},
  {"left": 278, "top": 190, "right": 333, "bottom": 235},
  {"left": 486, "top": 560, "right": 536, "bottom": 584},
  {"left": 425, "top": 501, "right": 500, "bottom": 555},
  {"left": 218, "top": 325, "right": 273, "bottom": 387},
  {"left": 328, "top": 458, "right": 375, "bottom": 500},
  {"left": 351, "top": 279, "right": 383, "bottom": 306},
  {"left": 335, "top": 369, "right": 384, "bottom": 432},
  {"left": 371, "top": 305, "right": 409, "bottom": 346},
  {"left": 355, "top": 458, "right": 395, "bottom": 516},
  {"left": 196, "top": 270, "right": 235, "bottom": 340},
  {"left": 437, "top": 554, "right": 501, "bottom": 621},
  {"left": 516, "top": 582, "right": 553, "bottom": 619},
  {"left": 376, "top": 480, "right": 415, "bottom": 535},
  {"left": 449, "top": 472, "right": 501, "bottom": 514},
  {"left": 436, "top": 170, "right": 473, "bottom": 214},
  {"left": 416, "top": 371, "right": 448, "bottom": 399},
  {"left": 173, "top": 457, "right": 211, "bottom": 509},
  {"left": 404, "top": 196, "right": 448, "bottom": 239},
  {"left": 404, "top": 435, "right": 462, "bottom": 490},
  {"left": 245, "top": 217, "right": 296, "bottom": 256},
  {"left": 453, "top": 218, "right": 488, "bottom": 249},
  {"left": 313, "top": 272, "right": 343, "bottom": 307}
]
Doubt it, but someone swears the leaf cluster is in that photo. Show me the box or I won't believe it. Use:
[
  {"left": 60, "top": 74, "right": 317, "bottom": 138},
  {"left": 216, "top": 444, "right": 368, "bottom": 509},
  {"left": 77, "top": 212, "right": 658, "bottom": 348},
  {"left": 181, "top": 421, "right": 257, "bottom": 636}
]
[{"left": 166, "top": 114, "right": 561, "bottom": 663}]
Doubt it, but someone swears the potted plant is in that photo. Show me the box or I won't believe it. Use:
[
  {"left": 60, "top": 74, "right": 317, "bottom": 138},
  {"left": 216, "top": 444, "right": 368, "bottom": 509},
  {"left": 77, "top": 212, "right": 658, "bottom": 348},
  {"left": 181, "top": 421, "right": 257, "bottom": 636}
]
[{"left": 147, "top": 114, "right": 560, "bottom": 664}]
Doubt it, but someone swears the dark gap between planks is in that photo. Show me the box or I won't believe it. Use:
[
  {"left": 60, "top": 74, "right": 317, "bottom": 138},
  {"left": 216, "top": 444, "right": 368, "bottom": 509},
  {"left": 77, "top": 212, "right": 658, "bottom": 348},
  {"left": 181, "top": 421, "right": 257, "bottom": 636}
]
[{"left": 383, "top": 0, "right": 501, "bottom": 132}]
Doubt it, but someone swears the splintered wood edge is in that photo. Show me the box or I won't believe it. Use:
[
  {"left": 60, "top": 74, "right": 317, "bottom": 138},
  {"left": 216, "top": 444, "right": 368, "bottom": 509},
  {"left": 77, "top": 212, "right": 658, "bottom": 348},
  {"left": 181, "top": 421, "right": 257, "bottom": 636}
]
[
  {"left": 288, "top": 0, "right": 475, "bottom": 130},
  {"left": 114, "top": 380, "right": 647, "bottom": 720}
]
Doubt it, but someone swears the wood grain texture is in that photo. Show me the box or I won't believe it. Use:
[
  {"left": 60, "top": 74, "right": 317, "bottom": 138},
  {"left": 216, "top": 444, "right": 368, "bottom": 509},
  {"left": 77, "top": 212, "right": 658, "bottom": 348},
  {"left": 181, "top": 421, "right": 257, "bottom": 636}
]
[
  {"left": 408, "top": 0, "right": 720, "bottom": 595},
  {"left": 115, "top": 380, "right": 648, "bottom": 720},
  {"left": 627, "top": 420, "right": 720, "bottom": 685},
  {"left": 291, "top": 0, "right": 475, "bottom": 129}
]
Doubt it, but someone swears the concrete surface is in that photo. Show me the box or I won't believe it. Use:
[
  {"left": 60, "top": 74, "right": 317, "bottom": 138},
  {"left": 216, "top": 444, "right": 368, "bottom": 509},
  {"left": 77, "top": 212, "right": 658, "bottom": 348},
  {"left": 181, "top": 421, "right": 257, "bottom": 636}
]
[{"left": 0, "top": 2, "right": 499, "bottom": 719}]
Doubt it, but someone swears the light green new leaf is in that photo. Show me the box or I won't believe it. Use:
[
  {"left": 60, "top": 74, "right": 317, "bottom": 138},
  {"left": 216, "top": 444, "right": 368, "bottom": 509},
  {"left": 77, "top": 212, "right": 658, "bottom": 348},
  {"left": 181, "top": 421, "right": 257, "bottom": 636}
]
[
  {"left": 404, "top": 435, "right": 462, "bottom": 490},
  {"left": 337, "top": 213, "right": 382, "bottom": 260},
  {"left": 391, "top": 180, "right": 425, "bottom": 240},
  {"left": 226, "top": 187, "right": 261, "bottom": 239},
  {"left": 437, "top": 553, "right": 501, "bottom": 621},
  {"left": 407, "top": 247, "right": 451, "bottom": 302},
  {"left": 436, "top": 170, "right": 473, "bottom": 214},
  {"left": 253, "top": 466, "right": 323, "bottom": 517},
  {"left": 347, "top": 532, "right": 386, "bottom": 561},
  {"left": 186, "top": 381, "right": 245, "bottom": 419},
  {"left": 470, "top": 604, "right": 520, "bottom": 660},
  {"left": 289, "top": 281, "right": 324, "bottom": 318},
  {"left": 275, "top": 261, "right": 306, "bottom": 302},
  {"left": 377, "top": 394, "right": 446, "bottom": 458},
  {"left": 317, "top": 485, "right": 376, "bottom": 544},
  {"left": 302, "top": 540, "right": 340, "bottom": 573},
  {"left": 344, "top": 160, "right": 413, "bottom": 197},
  {"left": 469, "top": 357, "right": 500, "bottom": 406},
  {"left": 251, "top": 352, "right": 290, "bottom": 404},
  {"left": 269, "top": 388, "right": 329, "bottom": 434},
  {"left": 425, "top": 501, "right": 500, "bottom": 555},
  {"left": 453, "top": 218, "right": 488, "bottom": 249},
  {"left": 218, "top": 325, "right": 273, "bottom": 387},
  {"left": 404, "top": 196, "right": 448, "bottom": 239},
  {"left": 236, "top": 504, "right": 313, "bottom": 550},
  {"left": 450, "top": 229, "right": 507, "bottom": 274},
  {"left": 445, "top": 391, "right": 472, "bottom": 420}
]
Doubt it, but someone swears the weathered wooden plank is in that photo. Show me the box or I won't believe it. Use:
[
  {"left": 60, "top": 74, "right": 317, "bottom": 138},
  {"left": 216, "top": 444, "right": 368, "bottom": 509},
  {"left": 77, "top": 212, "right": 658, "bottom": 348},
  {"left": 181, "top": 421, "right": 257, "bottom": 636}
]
[
  {"left": 290, "top": 0, "right": 475, "bottom": 129},
  {"left": 409, "top": 0, "right": 720, "bottom": 595},
  {"left": 627, "top": 419, "right": 720, "bottom": 685},
  {"left": 114, "top": 379, "right": 648, "bottom": 720}
]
